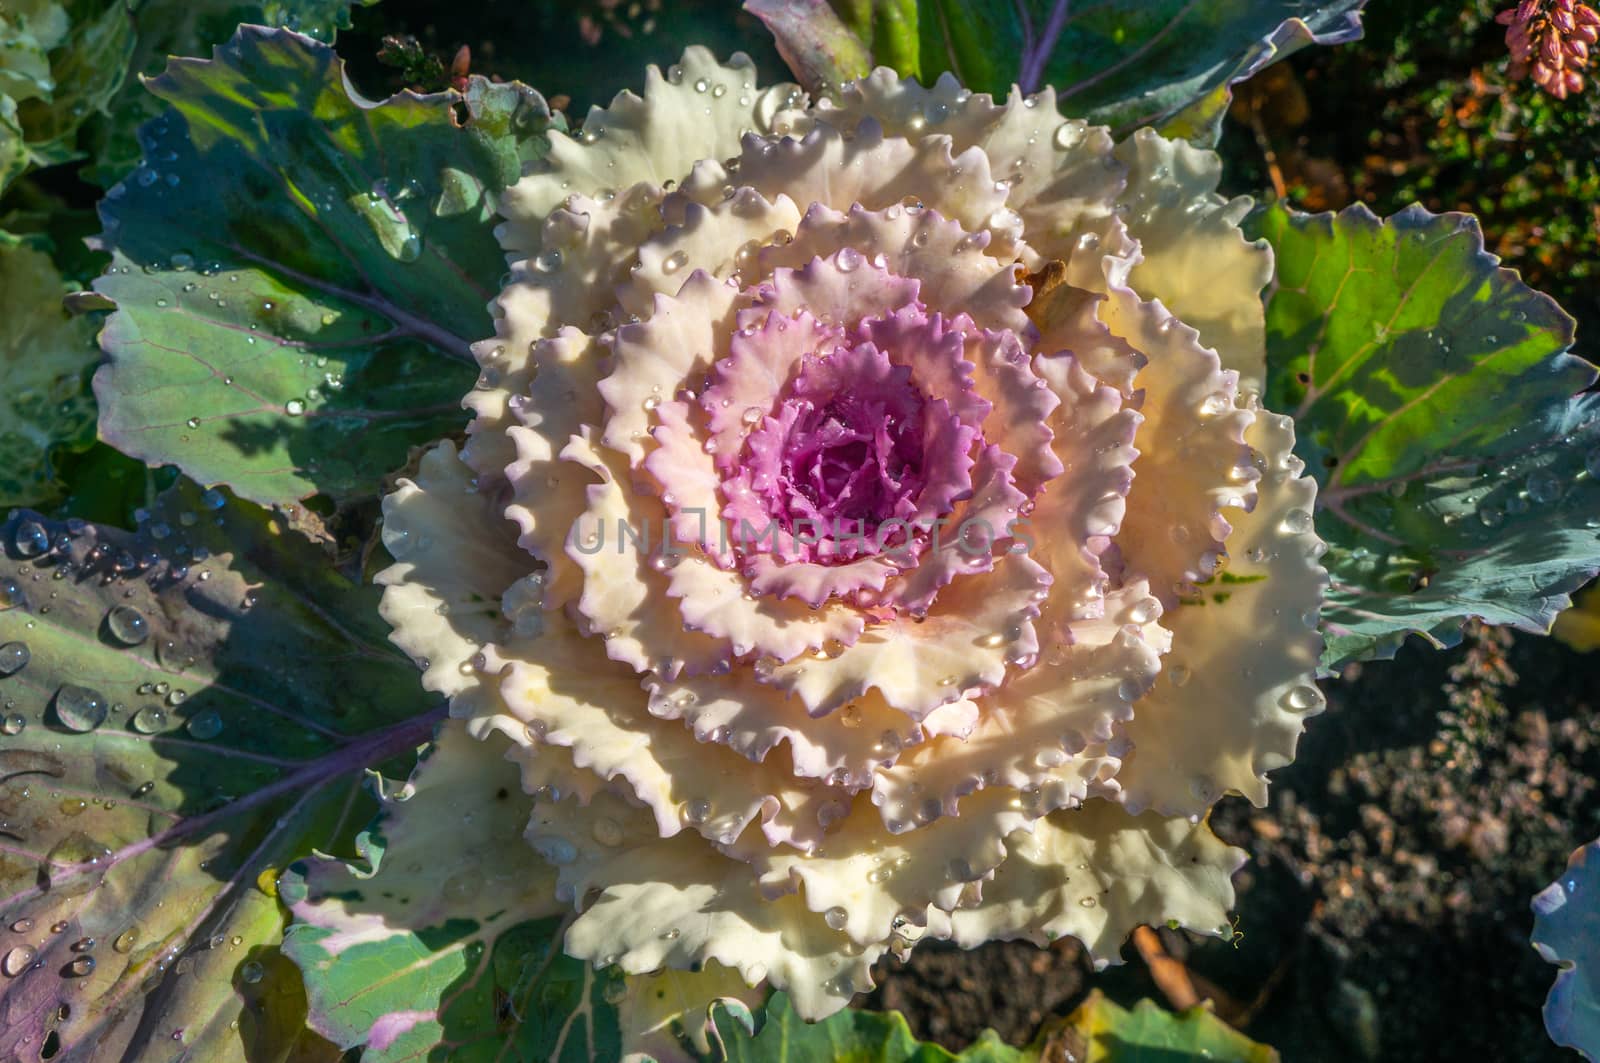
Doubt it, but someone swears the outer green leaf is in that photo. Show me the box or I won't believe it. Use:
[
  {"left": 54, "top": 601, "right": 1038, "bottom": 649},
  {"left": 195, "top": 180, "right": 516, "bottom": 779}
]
[
  {"left": 0, "top": 491, "right": 441, "bottom": 1060},
  {"left": 1, "top": 95, "right": 27, "bottom": 191},
  {"left": 1255, "top": 202, "right": 1600, "bottom": 670},
  {"left": 710, "top": 992, "right": 1028, "bottom": 1062},
  {"left": 0, "top": 0, "right": 67, "bottom": 106},
  {"left": 91, "top": 26, "right": 560, "bottom": 505},
  {"left": 745, "top": 0, "right": 1365, "bottom": 142},
  {"left": 708, "top": 989, "right": 1277, "bottom": 1062},
  {"left": 80, "top": 0, "right": 377, "bottom": 186},
  {"left": 1533, "top": 837, "right": 1600, "bottom": 1062},
  {"left": 10, "top": 0, "right": 135, "bottom": 168},
  {"left": 1065, "top": 990, "right": 1278, "bottom": 1062},
  {"left": 0, "top": 0, "right": 134, "bottom": 191},
  {"left": 283, "top": 722, "right": 760, "bottom": 1063},
  {"left": 280, "top": 723, "right": 603, "bottom": 1063},
  {"left": 0, "top": 239, "right": 99, "bottom": 506}
]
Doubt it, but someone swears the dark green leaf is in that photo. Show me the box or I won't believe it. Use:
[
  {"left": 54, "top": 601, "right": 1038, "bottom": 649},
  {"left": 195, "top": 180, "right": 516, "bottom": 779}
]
[
  {"left": 0, "top": 0, "right": 135, "bottom": 192},
  {"left": 11, "top": 0, "right": 135, "bottom": 167},
  {"left": 745, "top": 0, "right": 1366, "bottom": 143},
  {"left": 91, "top": 26, "right": 560, "bottom": 505},
  {"left": 0, "top": 490, "right": 441, "bottom": 1059},
  {"left": 80, "top": 0, "right": 378, "bottom": 186},
  {"left": 1255, "top": 202, "right": 1600, "bottom": 670},
  {"left": 0, "top": 238, "right": 100, "bottom": 507}
]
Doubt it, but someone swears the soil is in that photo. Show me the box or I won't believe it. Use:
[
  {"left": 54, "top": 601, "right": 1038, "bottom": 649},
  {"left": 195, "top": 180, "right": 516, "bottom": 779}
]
[{"left": 868, "top": 626, "right": 1600, "bottom": 1061}]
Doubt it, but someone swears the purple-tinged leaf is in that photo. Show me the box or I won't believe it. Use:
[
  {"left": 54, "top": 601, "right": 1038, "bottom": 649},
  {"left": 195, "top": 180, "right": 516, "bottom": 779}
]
[
  {"left": 745, "top": 0, "right": 1366, "bottom": 144},
  {"left": 0, "top": 489, "right": 442, "bottom": 1060},
  {"left": 1533, "top": 836, "right": 1600, "bottom": 1061}
]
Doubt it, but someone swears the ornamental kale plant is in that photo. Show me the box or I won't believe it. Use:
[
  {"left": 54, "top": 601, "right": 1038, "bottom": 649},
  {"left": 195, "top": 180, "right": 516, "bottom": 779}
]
[{"left": 3, "top": 2, "right": 1600, "bottom": 1061}]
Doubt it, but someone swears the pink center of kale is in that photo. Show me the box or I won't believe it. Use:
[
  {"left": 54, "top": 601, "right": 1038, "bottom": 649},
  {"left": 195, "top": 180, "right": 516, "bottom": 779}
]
[{"left": 748, "top": 341, "right": 932, "bottom": 533}]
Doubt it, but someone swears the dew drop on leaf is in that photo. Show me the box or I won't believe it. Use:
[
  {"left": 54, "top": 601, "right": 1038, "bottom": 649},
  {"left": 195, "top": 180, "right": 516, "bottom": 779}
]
[
  {"left": 131, "top": 706, "right": 167, "bottom": 734},
  {"left": 1, "top": 713, "right": 23, "bottom": 735},
  {"left": 13, "top": 520, "right": 49, "bottom": 558},
  {"left": 105, "top": 606, "right": 150, "bottom": 647},
  {"left": 2, "top": 945, "right": 37, "bottom": 977},
  {"left": 185, "top": 710, "right": 223, "bottom": 740},
  {"left": 54, "top": 684, "right": 108, "bottom": 732},
  {"left": 0, "top": 642, "right": 29, "bottom": 676}
]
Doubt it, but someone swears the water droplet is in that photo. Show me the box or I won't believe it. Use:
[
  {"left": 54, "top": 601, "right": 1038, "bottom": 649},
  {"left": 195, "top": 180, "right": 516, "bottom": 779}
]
[
  {"left": 3, "top": 945, "right": 36, "bottom": 977},
  {"left": 200, "top": 488, "right": 226, "bottom": 510},
  {"left": 186, "top": 710, "right": 223, "bottom": 740},
  {"left": 1, "top": 713, "right": 23, "bottom": 735},
  {"left": 65, "top": 955, "right": 95, "bottom": 977},
  {"left": 987, "top": 207, "right": 1022, "bottom": 231},
  {"left": 106, "top": 605, "right": 150, "bottom": 646},
  {"left": 1280, "top": 508, "right": 1314, "bottom": 535},
  {"left": 1053, "top": 123, "right": 1083, "bottom": 149},
  {"left": 1125, "top": 596, "right": 1161, "bottom": 625},
  {"left": 112, "top": 928, "right": 138, "bottom": 953},
  {"left": 1527, "top": 469, "right": 1561, "bottom": 504},
  {"left": 9, "top": 918, "right": 32, "bottom": 933},
  {"left": 741, "top": 406, "right": 764, "bottom": 427},
  {"left": 834, "top": 247, "right": 863, "bottom": 272},
  {"left": 1281, "top": 684, "right": 1323, "bottom": 713},
  {"left": 1078, "top": 896, "right": 1097, "bottom": 908},
  {"left": 284, "top": 399, "right": 306, "bottom": 417},
  {"left": 55, "top": 684, "right": 108, "bottom": 732},
  {"left": 13, "top": 520, "right": 50, "bottom": 558},
  {"left": 1478, "top": 504, "right": 1503, "bottom": 528},
  {"left": 239, "top": 960, "right": 264, "bottom": 984},
  {"left": 662, "top": 250, "right": 689, "bottom": 274},
  {"left": 1168, "top": 663, "right": 1191, "bottom": 687},
  {"left": 131, "top": 705, "right": 168, "bottom": 734},
  {"left": 0, "top": 642, "right": 28, "bottom": 676},
  {"left": 0, "top": 578, "right": 24, "bottom": 610},
  {"left": 680, "top": 798, "right": 710, "bottom": 826}
]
